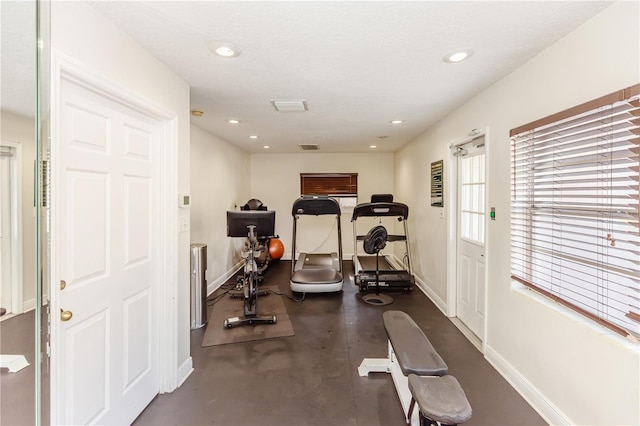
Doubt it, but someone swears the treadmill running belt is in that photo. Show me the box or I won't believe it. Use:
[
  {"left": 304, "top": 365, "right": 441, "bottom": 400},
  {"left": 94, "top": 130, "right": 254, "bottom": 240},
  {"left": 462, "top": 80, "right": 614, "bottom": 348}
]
[
  {"left": 357, "top": 255, "right": 394, "bottom": 271},
  {"left": 291, "top": 269, "right": 343, "bottom": 285}
]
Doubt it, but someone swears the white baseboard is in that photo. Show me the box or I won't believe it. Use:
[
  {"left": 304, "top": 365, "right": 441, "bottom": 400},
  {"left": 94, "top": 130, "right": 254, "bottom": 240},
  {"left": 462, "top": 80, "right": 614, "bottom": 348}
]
[
  {"left": 387, "top": 253, "right": 448, "bottom": 315},
  {"left": 22, "top": 298, "right": 36, "bottom": 312},
  {"left": 400, "top": 259, "right": 481, "bottom": 353},
  {"left": 207, "top": 261, "right": 244, "bottom": 296},
  {"left": 176, "top": 356, "right": 194, "bottom": 389},
  {"left": 485, "top": 345, "right": 570, "bottom": 425},
  {"left": 449, "top": 317, "right": 482, "bottom": 352},
  {"left": 412, "top": 273, "right": 447, "bottom": 316}
]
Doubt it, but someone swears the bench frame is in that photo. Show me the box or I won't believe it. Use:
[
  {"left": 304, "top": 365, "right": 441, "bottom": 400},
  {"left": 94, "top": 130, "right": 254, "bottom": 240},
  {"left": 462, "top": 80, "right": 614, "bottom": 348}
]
[{"left": 358, "top": 340, "right": 420, "bottom": 425}]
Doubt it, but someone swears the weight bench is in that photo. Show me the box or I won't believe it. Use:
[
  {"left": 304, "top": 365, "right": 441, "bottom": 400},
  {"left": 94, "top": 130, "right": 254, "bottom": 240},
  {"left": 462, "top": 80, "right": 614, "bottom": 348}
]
[{"left": 358, "top": 310, "right": 471, "bottom": 426}]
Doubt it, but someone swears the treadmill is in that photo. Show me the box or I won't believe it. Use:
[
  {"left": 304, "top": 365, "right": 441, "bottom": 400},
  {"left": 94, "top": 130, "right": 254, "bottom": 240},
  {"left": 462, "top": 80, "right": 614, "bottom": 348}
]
[
  {"left": 290, "top": 196, "right": 344, "bottom": 293},
  {"left": 351, "top": 200, "right": 414, "bottom": 292}
]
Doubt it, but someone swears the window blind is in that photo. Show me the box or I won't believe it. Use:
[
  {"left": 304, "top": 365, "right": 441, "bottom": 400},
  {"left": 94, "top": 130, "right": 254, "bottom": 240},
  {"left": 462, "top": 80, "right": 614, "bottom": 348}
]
[
  {"left": 510, "top": 84, "right": 640, "bottom": 338},
  {"left": 300, "top": 173, "right": 358, "bottom": 197}
]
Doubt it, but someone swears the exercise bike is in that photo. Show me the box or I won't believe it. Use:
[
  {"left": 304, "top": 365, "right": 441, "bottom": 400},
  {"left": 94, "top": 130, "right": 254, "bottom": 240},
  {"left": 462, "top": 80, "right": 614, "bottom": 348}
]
[
  {"left": 240, "top": 199, "right": 284, "bottom": 277},
  {"left": 224, "top": 210, "right": 277, "bottom": 329}
]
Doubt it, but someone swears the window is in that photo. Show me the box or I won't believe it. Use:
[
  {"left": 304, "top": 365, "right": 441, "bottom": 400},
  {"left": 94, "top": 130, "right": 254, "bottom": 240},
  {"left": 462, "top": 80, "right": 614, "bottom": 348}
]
[
  {"left": 510, "top": 84, "right": 640, "bottom": 338},
  {"left": 300, "top": 173, "right": 358, "bottom": 197}
]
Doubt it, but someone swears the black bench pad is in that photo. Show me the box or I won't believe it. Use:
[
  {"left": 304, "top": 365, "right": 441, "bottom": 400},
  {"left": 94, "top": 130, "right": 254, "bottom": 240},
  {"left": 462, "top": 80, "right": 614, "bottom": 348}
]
[
  {"left": 408, "top": 374, "right": 472, "bottom": 424},
  {"left": 382, "top": 310, "right": 448, "bottom": 376}
]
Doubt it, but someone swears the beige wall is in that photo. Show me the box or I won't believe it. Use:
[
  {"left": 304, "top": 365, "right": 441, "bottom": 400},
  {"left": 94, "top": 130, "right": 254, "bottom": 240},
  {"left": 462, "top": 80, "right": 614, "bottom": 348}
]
[
  {"left": 49, "top": 1, "right": 639, "bottom": 423},
  {"left": 395, "top": 2, "right": 639, "bottom": 424},
  {"left": 190, "top": 125, "right": 250, "bottom": 292},
  {"left": 0, "top": 110, "right": 36, "bottom": 311},
  {"left": 51, "top": 1, "right": 192, "bottom": 385},
  {"left": 249, "top": 152, "right": 394, "bottom": 259}
]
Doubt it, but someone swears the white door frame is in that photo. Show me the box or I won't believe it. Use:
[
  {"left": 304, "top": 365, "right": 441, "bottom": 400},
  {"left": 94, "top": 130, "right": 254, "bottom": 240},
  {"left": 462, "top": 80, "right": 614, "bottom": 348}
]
[
  {"left": 49, "top": 52, "right": 180, "bottom": 422},
  {"left": 0, "top": 141, "right": 24, "bottom": 316},
  {"left": 446, "top": 127, "right": 490, "bottom": 353}
]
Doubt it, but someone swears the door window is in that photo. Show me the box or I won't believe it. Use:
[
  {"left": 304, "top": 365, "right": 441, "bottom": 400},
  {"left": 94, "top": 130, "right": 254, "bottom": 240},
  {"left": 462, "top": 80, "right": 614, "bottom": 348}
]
[{"left": 460, "top": 153, "right": 485, "bottom": 244}]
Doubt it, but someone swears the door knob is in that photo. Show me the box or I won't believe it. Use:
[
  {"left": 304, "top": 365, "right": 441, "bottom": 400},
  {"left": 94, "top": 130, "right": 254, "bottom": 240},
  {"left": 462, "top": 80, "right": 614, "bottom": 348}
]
[{"left": 60, "top": 309, "right": 73, "bottom": 321}]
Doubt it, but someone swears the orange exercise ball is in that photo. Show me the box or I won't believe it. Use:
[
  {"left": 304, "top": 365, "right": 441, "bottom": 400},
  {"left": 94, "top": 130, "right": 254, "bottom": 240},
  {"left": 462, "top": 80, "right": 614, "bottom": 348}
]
[{"left": 268, "top": 238, "right": 284, "bottom": 260}]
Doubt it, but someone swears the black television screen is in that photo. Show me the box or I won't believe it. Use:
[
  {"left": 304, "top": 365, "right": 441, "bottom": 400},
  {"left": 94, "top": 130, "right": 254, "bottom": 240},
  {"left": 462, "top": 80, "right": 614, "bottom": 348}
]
[{"left": 226, "top": 210, "right": 276, "bottom": 238}]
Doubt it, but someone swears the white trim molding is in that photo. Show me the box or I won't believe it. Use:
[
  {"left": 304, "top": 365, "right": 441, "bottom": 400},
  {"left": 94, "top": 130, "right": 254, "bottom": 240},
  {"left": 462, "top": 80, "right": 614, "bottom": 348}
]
[
  {"left": 413, "top": 273, "right": 447, "bottom": 316},
  {"left": 22, "top": 298, "right": 36, "bottom": 312},
  {"left": 407, "top": 261, "right": 482, "bottom": 353},
  {"left": 485, "top": 344, "right": 571, "bottom": 425},
  {"left": 207, "top": 260, "right": 244, "bottom": 296},
  {"left": 176, "top": 357, "right": 194, "bottom": 389}
]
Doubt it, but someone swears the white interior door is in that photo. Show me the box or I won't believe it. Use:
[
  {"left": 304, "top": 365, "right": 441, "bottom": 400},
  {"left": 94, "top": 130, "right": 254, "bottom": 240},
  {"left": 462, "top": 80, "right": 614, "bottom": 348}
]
[
  {"left": 0, "top": 144, "right": 20, "bottom": 316},
  {"left": 456, "top": 139, "right": 486, "bottom": 340},
  {"left": 56, "top": 78, "right": 161, "bottom": 425},
  {"left": 0, "top": 150, "right": 13, "bottom": 314}
]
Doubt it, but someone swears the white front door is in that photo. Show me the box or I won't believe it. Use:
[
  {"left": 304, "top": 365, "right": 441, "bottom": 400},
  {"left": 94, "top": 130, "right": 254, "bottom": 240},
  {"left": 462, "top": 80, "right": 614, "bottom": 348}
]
[
  {"left": 456, "top": 139, "right": 486, "bottom": 340},
  {"left": 56, "top": 77, "right": 161, "bottom": 425}
]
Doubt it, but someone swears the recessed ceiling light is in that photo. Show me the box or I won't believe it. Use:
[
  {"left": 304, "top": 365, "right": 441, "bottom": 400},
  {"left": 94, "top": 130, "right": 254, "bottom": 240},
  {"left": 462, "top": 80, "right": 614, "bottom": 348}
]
[
  {"left": 191, "top": 109, "right": 204, "bottom": 117},
  {"left": 370, "top": 145, "right": 377, "bottom": 149},
  {"left": 390, "top": 120, "right": 403, "bottom": 124},
  {"left": 263, "top": 145, "right": 270, "bottom": 149},
  {"left": 227, "top": 119, "right": 240, "bottom": 124},
  {"left": 210, "top": 42, "right": 241, "bottom": 58},
  {"left": 443, "top": 49, "right": 473, "bottom": 63},
  {"left": 249, "top": 135, "right": 259, "bottom": 139}
]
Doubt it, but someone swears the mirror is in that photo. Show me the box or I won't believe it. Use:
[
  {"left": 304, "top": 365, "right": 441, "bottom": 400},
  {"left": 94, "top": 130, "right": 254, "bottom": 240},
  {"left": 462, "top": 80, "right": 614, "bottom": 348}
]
[{"left": 0, "top": 0, "right": 49, "bottom": 423}]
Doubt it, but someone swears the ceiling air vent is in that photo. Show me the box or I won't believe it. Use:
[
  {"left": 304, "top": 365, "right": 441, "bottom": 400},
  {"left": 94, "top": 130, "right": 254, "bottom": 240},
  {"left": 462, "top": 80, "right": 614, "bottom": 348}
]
[
  {"left": 271, "top": 100, "right": 308, "bottom": 112},
  {"left": 298, "top": 144, "right": 318, "bottom": 151}
]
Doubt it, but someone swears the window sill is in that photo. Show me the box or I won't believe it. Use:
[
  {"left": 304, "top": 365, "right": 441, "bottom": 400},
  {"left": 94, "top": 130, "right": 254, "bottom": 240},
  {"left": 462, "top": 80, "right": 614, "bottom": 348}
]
[{"left": 510, "top": 279, "right": 639, "bottom": 349}]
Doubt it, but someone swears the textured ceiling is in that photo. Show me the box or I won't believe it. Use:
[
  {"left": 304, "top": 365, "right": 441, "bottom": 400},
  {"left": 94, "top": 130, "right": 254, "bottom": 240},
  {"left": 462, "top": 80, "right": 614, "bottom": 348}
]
[
  {"left": 2, "top": 1, "right": 613, "bottom": 153},
  {"left": 0, "top": 1, "right": 37, "bottom": 119}
]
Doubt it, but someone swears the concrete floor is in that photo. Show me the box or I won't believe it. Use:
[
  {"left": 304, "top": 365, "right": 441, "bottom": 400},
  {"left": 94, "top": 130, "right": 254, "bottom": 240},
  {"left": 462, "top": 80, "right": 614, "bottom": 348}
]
[
  {"left": 0, "top": 260, "right": 546, "bottom": 425},
  {"left": 133, "top": 261, "right": 545, "bottom": 426},
  {"left": 0, "top": 309, "right": 36, "bottom": 426}
]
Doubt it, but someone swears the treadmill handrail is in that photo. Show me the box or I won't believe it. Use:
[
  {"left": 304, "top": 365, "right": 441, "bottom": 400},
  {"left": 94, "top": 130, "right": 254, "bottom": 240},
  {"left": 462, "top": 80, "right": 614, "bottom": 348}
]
[
  {"left": 351, "top": 202, "right": 409, "bottom": 221},
  {"left": 356, "top": 234, "right": 406, "bottom": 242},
  {"left": 292, "top": 195, "right": 341, "bottom": 216}
]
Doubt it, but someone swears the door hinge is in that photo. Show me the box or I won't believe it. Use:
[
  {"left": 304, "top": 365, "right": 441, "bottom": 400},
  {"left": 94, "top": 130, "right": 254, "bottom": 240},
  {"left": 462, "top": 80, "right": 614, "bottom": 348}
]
[
  {"left": 45, "top": 303, "right": 51, "bottom": 358},
  {"left": 40, "top": 159, "right": 50, "bottom": 207}
]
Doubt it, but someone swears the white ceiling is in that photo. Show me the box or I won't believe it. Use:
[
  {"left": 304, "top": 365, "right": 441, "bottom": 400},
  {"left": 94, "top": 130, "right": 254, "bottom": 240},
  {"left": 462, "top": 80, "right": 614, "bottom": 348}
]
[
  {"left": 1, "top": 1, "right": 37, "bottom": 118},
  {"left": 2, "top": 1, "right": 613, "bottom": 153}
]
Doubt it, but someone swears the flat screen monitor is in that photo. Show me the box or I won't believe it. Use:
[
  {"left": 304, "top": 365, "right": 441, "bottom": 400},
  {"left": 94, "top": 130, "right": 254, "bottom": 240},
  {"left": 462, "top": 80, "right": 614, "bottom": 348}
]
[{"left": 226, "top": 210, "right": 276, "bottom": 238}]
